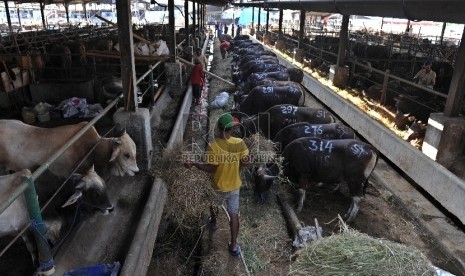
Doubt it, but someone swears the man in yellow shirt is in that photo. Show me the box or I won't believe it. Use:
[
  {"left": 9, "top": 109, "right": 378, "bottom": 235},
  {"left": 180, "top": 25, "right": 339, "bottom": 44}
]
[{"left": 186, "top": 113, "right": 249, "bottom": 257}]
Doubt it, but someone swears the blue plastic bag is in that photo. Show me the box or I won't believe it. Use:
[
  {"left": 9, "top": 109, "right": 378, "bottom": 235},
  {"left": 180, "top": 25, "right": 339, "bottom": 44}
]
[{"left": 63, "top": 261, "right": 120, "bottom": 276}]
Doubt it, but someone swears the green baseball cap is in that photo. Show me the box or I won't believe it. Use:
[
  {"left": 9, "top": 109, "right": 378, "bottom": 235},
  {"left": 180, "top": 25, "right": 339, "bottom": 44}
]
[{"left": 218, "top": 113, "right": 239, "bottom": 129}]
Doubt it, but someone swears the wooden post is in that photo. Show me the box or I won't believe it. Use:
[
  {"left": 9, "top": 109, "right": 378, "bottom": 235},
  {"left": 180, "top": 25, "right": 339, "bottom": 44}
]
[
  {"left": 83, "top": 3, "right": 87, "bottom": 22},
  {"left": 266, "top": 9, "right": 269, "bottom": 34},
  {"left": 277, "top": 193, "right": 302, "bottom": 236},
  {"left": 4, "top": 1, "right": 12, "bottom": 33},
  {"left": 65, "top": 2, "right": 70, "bottom": 24},
  {"left": 444, "top": 27, "right": 465, "bottom": 116},
  {"left": 40, "top": 1, "right": 46, "bottom": 29},
  {"left": 251, "top": 7, "right": 254, "bottom": 28},
  {"left": 197, "top": 2, "right": 200, "bottom": 33},
  {"left": 278, "top": 8, "right": 283, "bottom": 40},
  {"left": 298, "top": 9, "right": 305, "bottom": 48},
  {"left": 184, "top": 0, "right": 189, "bottom": 46},
  {"left": 192, "top": 0, "right": 196, "bottom": 36},
  {"left": 337, "top": 15, "right": 350, "bottom": 67},
  {"left": 168, "top": 0, "right": 176, "bottom": 62},
  {"left": 440, "top": 22, "right": 447, "bottom": 45},
  {"left": 258, "top": 7, "right": 261, "bottom": 32},
  {"left": 116, "top": 0, "right": 137, "bottom": 111},
  {"left": 380, "top": 69, "right": 390, "bottom": 105},
  {"left": 17, "top": 8, "right": 22, "bottom": 31}
]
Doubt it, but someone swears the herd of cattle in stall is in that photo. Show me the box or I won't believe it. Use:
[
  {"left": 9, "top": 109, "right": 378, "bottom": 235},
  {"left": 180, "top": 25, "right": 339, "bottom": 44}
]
[
  {"left": 258, "top": 29, "right": 453, "bottom": 144},
  {"left": 229, "top": 35, "right": 379, "bottom": 223}
]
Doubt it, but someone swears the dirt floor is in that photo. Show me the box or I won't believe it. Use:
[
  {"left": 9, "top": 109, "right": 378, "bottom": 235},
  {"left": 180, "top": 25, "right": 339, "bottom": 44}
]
[{"left": 146, "top": 36, "right": 463, "bottom": 276}]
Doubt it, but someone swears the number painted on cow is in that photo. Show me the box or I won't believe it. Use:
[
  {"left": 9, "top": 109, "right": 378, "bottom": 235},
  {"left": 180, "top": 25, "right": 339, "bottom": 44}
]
[
  {"left": 350, "top": 144, "right": 368, "bottom": 157},
  {"left": 316, "top": 110, "right": 326, "bottom": 118},
  {"left": 263, "top": 87, "right": 274, "bottom": 93},
  {"left": 308, "top": 139, "right": 334, "bottom": 153},
  {"left": 280, "top": 106, "right": 297, "bottom": 114},
  {"left": 282, "top": 118, "right": 297, "bottom": 126},
  {"left": 304, "top": 125, "right": 323, "bottom": 135}
]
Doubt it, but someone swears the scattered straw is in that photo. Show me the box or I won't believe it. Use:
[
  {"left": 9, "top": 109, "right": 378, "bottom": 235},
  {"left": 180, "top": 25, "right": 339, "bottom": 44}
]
[
  {"left": 290, "top": 219, "right": 436, "bottom": 276},
  {"left": 153, "top": 144, "right": 217, "bottom": 228}
]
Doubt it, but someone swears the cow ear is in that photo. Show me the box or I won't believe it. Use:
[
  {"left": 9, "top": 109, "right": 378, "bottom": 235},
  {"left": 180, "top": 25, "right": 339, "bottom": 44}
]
[
  {"left": 115, "top": 125, "right": 126, "bottom": 137},
  {"left": 62, "top": 190, "right": 83, "bottom": 208},
  {"left": 110, "top": 144, "right": 121, "bottom": 162}
]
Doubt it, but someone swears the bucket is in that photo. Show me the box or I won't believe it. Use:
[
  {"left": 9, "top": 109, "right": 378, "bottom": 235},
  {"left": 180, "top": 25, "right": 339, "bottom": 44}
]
[{"left": 22, "top": 107, "right": 36, "bottom": 124}]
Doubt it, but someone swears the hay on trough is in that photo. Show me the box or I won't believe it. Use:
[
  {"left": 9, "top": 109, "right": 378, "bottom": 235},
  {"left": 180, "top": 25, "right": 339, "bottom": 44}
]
[
  {"left": 289, "top": 220, "right": 436, "bottom": 276},
  {"left": 153, "top": 144, "right": 217, "bottom": 229}
]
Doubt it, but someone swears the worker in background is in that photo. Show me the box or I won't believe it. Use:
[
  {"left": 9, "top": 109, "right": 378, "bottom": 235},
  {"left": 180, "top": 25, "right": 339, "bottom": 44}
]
[
  {"left": 194, "top": 47, "right": 208, "bottom": 70},
  {"left": 220, "top": 39, "right": 230, "bottom": 59},
  {"left": 191, "top": 59, "right": 204, "bottom": 105},
  {"left": 414, "top": 60, "right": 436, "bottom": 90}
]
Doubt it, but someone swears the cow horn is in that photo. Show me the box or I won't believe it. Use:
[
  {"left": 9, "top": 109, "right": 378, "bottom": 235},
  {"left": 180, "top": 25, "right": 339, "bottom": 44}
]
[
  {"left": 62, "top": 190, "right": 83, "bottom": 208},
  {"left": 90, "top": 164, "right": 95, "bottom": 172},
  {"left": 263, "top": 175, "right": 278, "bottom": 181}
]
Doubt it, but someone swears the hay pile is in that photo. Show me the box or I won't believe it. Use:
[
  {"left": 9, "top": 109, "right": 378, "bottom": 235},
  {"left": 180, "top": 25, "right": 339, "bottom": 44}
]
[
  {"left": 290, "top": 222, "right": 436, "bottom": 276},
  {"left": 153, "top": 145, "right": 217, "bottom": 228}
]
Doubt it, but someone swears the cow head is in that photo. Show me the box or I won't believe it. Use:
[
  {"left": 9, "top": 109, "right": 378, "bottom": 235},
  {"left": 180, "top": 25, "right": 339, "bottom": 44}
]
[
  {"left": 239, "top": 115, "right": 258, "bottom": 137},
  {"left": 109, "top": 130, "right": 139, "bottom": 177},
  {"left": 253, "top": 164, "right": 279, "bottom": 203},
  {"left": 393, "top": 111, "right": 415, "bottom": 131},
  {"left": 287, "top": 68, "right": 303, "bottom": 83},
  {"left": 405, "top": 120, "right": 427, "bottom": 142},
  {"left": 62, "top": 166, "right": 113, "bottom": 215}
]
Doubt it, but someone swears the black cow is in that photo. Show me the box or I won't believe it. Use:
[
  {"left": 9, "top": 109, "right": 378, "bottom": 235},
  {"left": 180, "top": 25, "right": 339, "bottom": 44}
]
[
  {"left": 237, "top": 87, "right": 305, "bottom": 117},
  {"left": 256, "top": 137, "right": 379, "bottom": 222},
  {"left": 234, "top": 79, "right": 306, "bottom": 102},
  {"left": 393, "top": 94, "right": 434, "bottom": 130},
  {"left": 240, "top": 104, "right": 335, "bottom": 139},
  {"left": 274, "top": 122, "right": 357, "bottom": 151}
]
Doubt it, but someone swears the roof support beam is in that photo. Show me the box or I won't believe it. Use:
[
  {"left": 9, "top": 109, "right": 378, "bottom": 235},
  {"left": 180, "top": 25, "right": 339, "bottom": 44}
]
[
  {"left": 336, "top": 14, "right": 349, "bottom": 67},
  {"left": 192, "top": 0, "right": 196, "bottom": 36},
  {"left": 444, "top": 26, "right": 465, "bottom": 116},
  {"left": 40, "top": 1, "right": 46, "bottom": 29},
  {"left": 168, "top": 0, "right": 176, "bottom": 62},
  {"left": 278, "top": 8, "right": 283, "bottom": 40},
  {"left": 266, "top": 8, "right": 269, "bottom": 33},
  {"left": 184, "top": 0, "right": 189, "bottom": 46},
  {"left": 116, "top": 0, "right": 137, "bottom": 111},
  {"left": 4, "top": 1, "right": 11, "bottom": 33},
  {"left": 298, "top": 9, "right": 305, "bottom": 48},
  {"left": 251, "top": 7, "right": 254, "bottom": 28},
  {"left": 257, "top": 7, "right": 261, "bottom": 32}
]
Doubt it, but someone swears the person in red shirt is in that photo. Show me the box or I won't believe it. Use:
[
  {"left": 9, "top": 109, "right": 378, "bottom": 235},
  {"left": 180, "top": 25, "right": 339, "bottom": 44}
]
[
  {"left": 191, "top": 59, "right": 205, "bottom": 105},
  {"left": 220, "top": 39, "right": 230, "bottom": 59}
]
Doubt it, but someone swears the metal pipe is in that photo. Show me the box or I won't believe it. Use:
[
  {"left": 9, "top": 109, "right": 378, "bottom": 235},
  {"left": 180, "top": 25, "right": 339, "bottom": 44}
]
[
  {"left": 0, "top": 93, "right": 123, "bottom": 216},
  {"left": 177, "top": 56, "right": 235, "bottom": 86},
  {"left": 136, "top": 61, "right": 162, "bottom": 84}
]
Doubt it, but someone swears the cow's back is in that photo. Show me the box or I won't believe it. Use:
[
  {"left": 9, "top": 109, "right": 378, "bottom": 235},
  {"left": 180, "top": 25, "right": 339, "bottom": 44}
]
[
  {"left": 0, "top": 120, "right": 99, "bottom": 177},
  {"left": 239, "top": 87, "right": 302, "bottom": 116},
  {"left": 282, "top": 138, "right": 377, "bottom": 191},
  {"left": 274, "top": 122, "right": 357, "bottom": 150}
]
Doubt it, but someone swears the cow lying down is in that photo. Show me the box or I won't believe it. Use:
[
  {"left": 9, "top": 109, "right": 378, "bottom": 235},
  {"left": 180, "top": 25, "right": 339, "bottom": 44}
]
[
  {"left": 0, "top": 167, "right": 113, "bottom": 267},
  {"left": 255, "top": 138, "right": 379, "bottom": 222},
  {"left": 0, "top": 120, "right": 139, "bottom": 179}
]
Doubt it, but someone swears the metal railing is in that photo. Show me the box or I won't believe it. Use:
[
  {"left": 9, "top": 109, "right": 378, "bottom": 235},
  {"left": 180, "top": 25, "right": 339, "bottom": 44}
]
[{"left": 0, "top": 93, "right": 123, "bottom": 273}]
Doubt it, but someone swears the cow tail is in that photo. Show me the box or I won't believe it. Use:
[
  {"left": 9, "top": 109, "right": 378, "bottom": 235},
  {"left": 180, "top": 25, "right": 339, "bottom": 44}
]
[{"left": 363, "top": 148, "right": 380, "bottom": 195}]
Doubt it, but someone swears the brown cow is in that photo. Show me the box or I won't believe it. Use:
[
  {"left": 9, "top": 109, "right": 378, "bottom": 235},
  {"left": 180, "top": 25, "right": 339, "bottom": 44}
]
[{"left": 0, "top": 120, "right": 139, "bottom": 179}]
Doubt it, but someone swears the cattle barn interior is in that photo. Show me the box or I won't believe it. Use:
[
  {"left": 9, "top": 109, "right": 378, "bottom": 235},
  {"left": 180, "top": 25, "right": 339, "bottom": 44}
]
[{"left": 0, "top": 0, "right": 464, "bottom": 275}]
